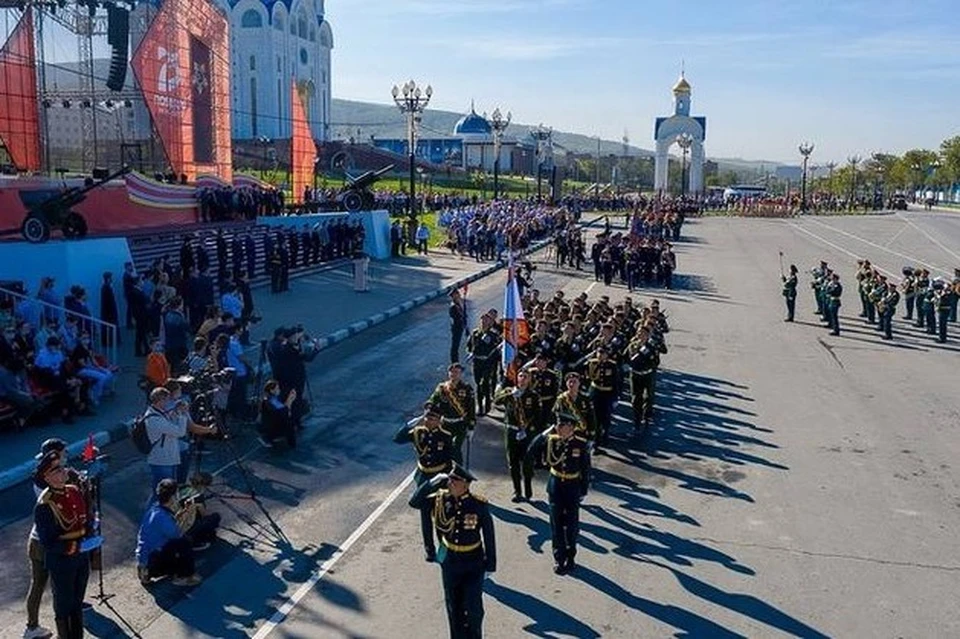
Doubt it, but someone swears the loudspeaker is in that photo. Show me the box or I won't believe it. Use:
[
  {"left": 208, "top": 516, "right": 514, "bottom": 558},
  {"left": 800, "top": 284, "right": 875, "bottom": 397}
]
[{"left": 105, "top": 6, "right": 129, "bottom": 92}]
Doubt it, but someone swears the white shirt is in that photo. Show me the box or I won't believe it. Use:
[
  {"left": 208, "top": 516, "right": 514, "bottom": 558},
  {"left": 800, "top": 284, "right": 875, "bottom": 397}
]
[{"left": 144, "top": 406, "right": 187, "bottom": 466}]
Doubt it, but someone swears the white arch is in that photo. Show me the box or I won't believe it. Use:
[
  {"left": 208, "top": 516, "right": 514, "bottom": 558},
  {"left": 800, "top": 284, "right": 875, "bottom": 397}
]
[{"left": 654, "top": 116, "right": 705, "bottom": 194}]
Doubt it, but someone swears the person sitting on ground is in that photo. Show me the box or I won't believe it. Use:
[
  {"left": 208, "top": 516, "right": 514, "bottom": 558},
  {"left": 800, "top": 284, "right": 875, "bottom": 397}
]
[
  {"left": 144, "top": 339, "right": 171, "bottom": 389},
  {"left": 135, "top": 479, "right": 220, "bottom": 588},
  {"left": 258, "top": 380, "right": 297, "bottom": 449}
]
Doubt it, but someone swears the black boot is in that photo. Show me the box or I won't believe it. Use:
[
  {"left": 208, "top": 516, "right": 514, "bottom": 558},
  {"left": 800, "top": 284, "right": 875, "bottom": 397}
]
[{"left": 56, "top": 617, "right": 71, "bottom": 639}]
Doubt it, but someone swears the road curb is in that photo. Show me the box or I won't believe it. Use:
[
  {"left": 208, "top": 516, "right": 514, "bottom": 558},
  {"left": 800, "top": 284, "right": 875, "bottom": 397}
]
[{"left": 0, "top": 215, "right": 602, "bottom": 492}]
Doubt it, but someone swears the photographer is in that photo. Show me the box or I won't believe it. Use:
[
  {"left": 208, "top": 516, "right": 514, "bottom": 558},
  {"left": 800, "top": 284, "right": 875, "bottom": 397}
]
[
  {"left": 135, "top": 479, "right": 219, "bottom": 588},
  {"left": 143, "top": 388, "right": 216, "bottom": 493},
  {"left": 272, "top": 326, "right": 319, "bottom": 428},
  {"left": 163, "top": 380, "right": 218, "bottom": 483},
  {"left": 257, "top": 380, "right": 297, "bottom": 449}
]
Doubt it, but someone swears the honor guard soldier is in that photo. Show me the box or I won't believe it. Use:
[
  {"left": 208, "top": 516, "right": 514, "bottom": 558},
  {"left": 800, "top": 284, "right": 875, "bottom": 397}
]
[
  {"left": 525, "top": 413, "right": 590, "bottom": 575},
  {"left": 428, "top": 364, "right": 477, "bottom": 464},
  {"left": 553, "top": 372, "right": 596, "bottom": 442},
  {"left": 585, "top": 346, "right": 619, "bottom": 450},
  {"left": 934, "top": 279, "right": 955, "bottom": 343},
  {"left": 394, "top": 403, "right": 455, "bottom": 562},
  {"left": 494, "top": 370, "right": 541, "bottom": 502},
  {"left": 466, "top": 313, "right": 500, "bottom": 416},
  {"left": 782, "top": 264, "right": 798, "bottom": 322},
  {"left": 33, "top": 451, "right": 101, "bottom": 639},
  {"left": 409, "top": 463, "right": 496, "bottom": 639}
]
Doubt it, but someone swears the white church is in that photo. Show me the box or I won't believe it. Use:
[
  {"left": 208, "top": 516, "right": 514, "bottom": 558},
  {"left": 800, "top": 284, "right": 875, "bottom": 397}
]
[{"left": 220, "top": 0, "right": 333, "bottom": 141}]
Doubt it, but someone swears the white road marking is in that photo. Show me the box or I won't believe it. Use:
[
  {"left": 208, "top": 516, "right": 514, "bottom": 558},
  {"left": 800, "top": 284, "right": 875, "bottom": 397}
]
[
  {"left": 585, "top": 281, "right": 598, "bottom": 295},
  {"left": 895, "top": 213, "right": 960, "bottom": 263},
  {"left": 787, "top": 222, "right": 896, "bottom": 277},
  {"left": 251, "top": 470, "right": 416, "bottom": 639},
  {"left": 883, "top": 223, "right": 910, "bottom": 248},
  {"left": 803, "top": 218, "right": 952, "bottom": 276}
]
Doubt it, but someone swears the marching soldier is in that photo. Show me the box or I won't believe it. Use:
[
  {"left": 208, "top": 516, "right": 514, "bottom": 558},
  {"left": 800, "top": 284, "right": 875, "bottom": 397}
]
[
  {"left": 527, "top": 352, "right": 562, "bottom": 431},
  {"left": 33, "top": 451, "right": 101, "bottom": 639},
  {"left": 627, "top": 327, "right": 660, "bottom": 431},
  {"left": 553, "top": 372, "right": 596, "bottom": 442},
  {"left": 466, "top": 312, "right": 500, "bottom": 416},
  {"left": 584, "top": 346, "right": 619, "bottom": 450},
  {"left": 428, "top": 364, "right": 476, "bottom": 465},
  {"left": 394, "top": 403, "right": 455, "bottom": 562},
  {"left": 493, "top": 370, "right": 540, "bottom": 502},
  {"left": 524, "top": 414, "right": 589, "bottom": 575},
  {"left": 782, "top": 264, "right": 798, "bottom": 322},
  {"left": 409, "top": 463, "right": 496, "bottom": 639},
  {"left": 934, "top": 279, "right": 955, "bottom": 343}
]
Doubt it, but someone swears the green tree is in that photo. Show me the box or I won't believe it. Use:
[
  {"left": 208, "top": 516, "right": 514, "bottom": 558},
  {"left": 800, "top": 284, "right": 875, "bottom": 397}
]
[
  {"left": 939, "top": 136, "right": 960, "bottom": 185},
  {"left": 899, "top": 148, "right": 939, "bottom": 188}
]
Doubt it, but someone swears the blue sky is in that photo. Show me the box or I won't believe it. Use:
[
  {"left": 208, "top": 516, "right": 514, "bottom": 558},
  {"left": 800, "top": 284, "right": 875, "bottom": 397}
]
[{"left": 331, "top": 0, "right": 960, "bottom": 163}]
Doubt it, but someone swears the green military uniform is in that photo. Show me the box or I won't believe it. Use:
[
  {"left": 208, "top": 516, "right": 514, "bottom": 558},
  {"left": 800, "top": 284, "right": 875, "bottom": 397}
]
[
  {"left": 394, "top": 408, "right": 455, "bottom": 561},
  {"left": 529, "top": 364, "right": 562, "bottom": 430},
  {"left": 782, "top": 271, "right": 798, "bottom": 322},
  {"left": 585, "top": 354, "right": 619, "bottom": 448},
  {"left": 493, "top": 383, "right": 540, "bottom": 501},
  {"left": 525, "top": 420, "right": 590, "bottom": 574},
  {"left": 553, "top": 389, "right": 596, "bottom": 441},
  {"left": 409, "top": 464, "right": 496, "bottom": 639},
  {"left": 429, "top": 378, "right": 476, "bottom": 464}
]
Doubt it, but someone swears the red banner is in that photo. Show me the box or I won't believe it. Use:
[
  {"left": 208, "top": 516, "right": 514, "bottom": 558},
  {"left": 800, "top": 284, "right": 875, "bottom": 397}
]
[
  {"left": 131, "top": 0, "right": 231, "bottom": 182},
  {"left": 291, "top": 81, "right": 314, "bottom": 205},
  {"left": 0, "top": 9, "right": 40, "bottom": 172}
]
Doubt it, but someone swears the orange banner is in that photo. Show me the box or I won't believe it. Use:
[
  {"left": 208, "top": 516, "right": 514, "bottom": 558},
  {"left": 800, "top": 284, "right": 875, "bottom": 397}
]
[
  {"left": 130, "top": 0, "right": 231, "bottom": 182},
  {"left": 0, "top": 9, "right": 41, "bottom": 172},
  {"left": 291, "top": 81, "right": 314, "bottom": 205}
]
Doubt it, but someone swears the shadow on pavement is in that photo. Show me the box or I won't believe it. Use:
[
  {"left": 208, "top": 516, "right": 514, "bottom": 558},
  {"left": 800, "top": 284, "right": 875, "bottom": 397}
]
[{"left": 485, "top": 578, "right": 602, "bottom": 639}]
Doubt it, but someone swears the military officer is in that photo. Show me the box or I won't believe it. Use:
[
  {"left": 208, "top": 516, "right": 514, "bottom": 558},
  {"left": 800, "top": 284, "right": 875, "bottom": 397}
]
[
  {"left": 409, "top": 463, "right": 496, "bottom": 639},
  {"left": 825, "top": 272, "right": 843, "bottom": 336},
  {"left": 524, "top": 414, "right": 590, "bottom": 575},
  {"left": 527, "top": 352, "right": 562, "bottom": 431},
  {"left": 33, "top": 451, "right": 101, "bottom": 639},
  {"left": 900, "top": 267, "right": 916, "bottom": 320},
  {"left": 493, "top": 370, "right": 540, "bottom": 502},
  {"left": 394, "top": 403, "right": 455, "bottom": 562},
  {"left": 466, "top": 312, "right": 501, "bottom": 416},
  {"left": 812, "top": 260, "right": 828, "bottom": 316},
  {"left": 584, "top": 346, "right": 619, "bottom": 450},
  {"left": 949, "top": 268, "right": 960, "bottom": 323},
  {"left": 428, "top": 363, "right": 477, "bottom": 465},
  {"left": 879, "top": 281, "right": 900, "bottom": 340},
  {"left": 934, "top": 279, "right": 955, "bottom": 343},
  {"left": 782, "top": 264, "right": 798, "bottom": 322},
  {"left": 627, "top": 327, "right": 659, "bottom": 430},
  {"left": 914, "top": 269, "right": 931, "bottom": 329}
]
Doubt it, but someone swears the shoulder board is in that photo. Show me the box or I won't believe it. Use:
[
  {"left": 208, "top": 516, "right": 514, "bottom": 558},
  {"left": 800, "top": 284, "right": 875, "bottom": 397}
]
[
  {"left": 438, "top": 426, "right": 454, "bottom": 436},
  {"left": 470, "top": 492, "right": 488, "bottom": 503},
  {"left": 37, "top": 487, "right": 51, "bottom": 506}
]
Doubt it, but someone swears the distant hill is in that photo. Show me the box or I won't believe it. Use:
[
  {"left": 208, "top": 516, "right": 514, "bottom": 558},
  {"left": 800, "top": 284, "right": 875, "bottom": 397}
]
[{"left": 331, "top": 99, "right": 784, "bottom": 174}]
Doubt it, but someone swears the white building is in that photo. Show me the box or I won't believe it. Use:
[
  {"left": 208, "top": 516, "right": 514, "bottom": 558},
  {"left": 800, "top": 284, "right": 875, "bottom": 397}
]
[{"left": 131, "top": 0, "right": 333, "bottom": 143}]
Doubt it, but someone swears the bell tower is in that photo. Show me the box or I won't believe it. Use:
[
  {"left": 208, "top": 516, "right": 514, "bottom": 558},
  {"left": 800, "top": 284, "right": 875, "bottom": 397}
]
[{"left": 673, "top": 72, "right": 691, "bottom": 117}]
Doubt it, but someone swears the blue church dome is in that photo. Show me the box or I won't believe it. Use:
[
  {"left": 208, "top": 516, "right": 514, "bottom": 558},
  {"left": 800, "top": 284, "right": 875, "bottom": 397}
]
[{"left": 454, "top": 108, "right": 491, "bottom": 136}]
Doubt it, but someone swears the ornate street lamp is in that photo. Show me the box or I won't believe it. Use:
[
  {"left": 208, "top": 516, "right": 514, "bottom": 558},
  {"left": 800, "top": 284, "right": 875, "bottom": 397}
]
[
  {"left": 489, "top": 108, "right": 511, "bottom": 200},
  {"left": 391, "top": 80, "right": 433, "bottom": 220},
  {"left": 798, "top": 142, "right": 814, "bottom": 213},
  {"left": 677, "top": 133, "right": 693, "bottom": 196},
  {"left": 531, "top": 124, "right": 552, "bottom": 203}
]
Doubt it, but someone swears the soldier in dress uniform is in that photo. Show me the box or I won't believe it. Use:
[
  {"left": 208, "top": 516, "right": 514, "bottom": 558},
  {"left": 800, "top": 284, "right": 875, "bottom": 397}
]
[
  {"left": 466, "top": 313, "right": 500, "bottom": 416},
  {"left": 949, "top": 268, "right": 960, "bottom": 323},
  {"left": 782, "top": 264, "right": 798, "bottom": 322},
  {"left": 627, "top": 327, "right": 659, "bottom": 431},
  {"left": 825, "top": 272, "right": 843, "bottom": 336},
  {"left": 428, "top": 363, "right": 477, "bottom": 465},
  {"left": 33, "top": 451, "right": 101, "bottom": 639},
  {"left": 553, "top": 372, "right": 596, "bottom": 442},
  {"left": 900, "top": 267, "right": 916, "bottom": 320},
  {"left": 527, "top": 352, "right": 561, "bottom": 431},
  {"left": 914, "top": 269, "right": 931, "bottom": 329},
  {"left": 934, "top": 279, "right": 954, "bottom": 343},
  {"left": 409, "top": 463, "right": 496, "bottom": 639},
  {"left": 493, "top": 369, "right": 540, "bottom": 502},
  {"left": 879, "top": 281, "right": 900, "bottom": 340},
  {"left": 525, "top": 413, "right": 590, "bottom": 575},
  {"left": 394, "top": 403, "right": 455, "bottom": 562},
  {"left": 449, "top": 289, "right": 467, "bottom": 364},
  {"left": 584, "top": 346, "right": 619, "bottom": 451}
]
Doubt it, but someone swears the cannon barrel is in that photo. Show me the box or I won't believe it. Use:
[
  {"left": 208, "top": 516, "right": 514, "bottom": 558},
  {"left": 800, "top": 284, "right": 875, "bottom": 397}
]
[
  {"left": 26, "top": 166, "right": 131, "bottom": 217},
  {"left": 344, "top": 163, "right": 395, "bottom": 191}
]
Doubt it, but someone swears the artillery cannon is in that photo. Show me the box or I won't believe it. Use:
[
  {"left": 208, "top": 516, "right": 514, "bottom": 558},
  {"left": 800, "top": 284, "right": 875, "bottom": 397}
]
[
  {"left": 337, "top": 164, "right": 394, "bottom": 213},
  {"left": 17, "top": 167, "right": 130, "bottom": 243}
]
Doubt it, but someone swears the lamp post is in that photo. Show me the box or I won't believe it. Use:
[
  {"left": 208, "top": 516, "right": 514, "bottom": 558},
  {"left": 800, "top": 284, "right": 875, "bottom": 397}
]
[
  {"left": 798, "top": 142, "right": 814, "bottom": 213},
  {"left": 931, "top": 159, "right": 941, "bottom": 204},
  {"left": 531, "top": 124, "right": 551, "bottom": 203},
  {"left": 257, "top": 135, "right": 272, "bottom": 179},
  {"left": 677, "top": 133, "right": 693, "bottom": 196},
  {"left": 489, "top": 107, "right": 511, "bottom": 200},
  {"left": 391, "top": 79, "right": 433, "bottom": 220},
  {"left": 848, "top": 154, "right": 861, "bottom": 210}
]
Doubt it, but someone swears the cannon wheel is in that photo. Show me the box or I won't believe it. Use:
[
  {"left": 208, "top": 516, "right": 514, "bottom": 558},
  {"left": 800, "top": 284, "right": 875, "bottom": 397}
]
[
  {"left": 62, "top": 212, "right": 88, "bottom": 239},
  {"left": 21, "top": 215, "right": 50, "bottom": 243},
  {"left": 342, "top": 190, "right": 364, "bottom": 212}
]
